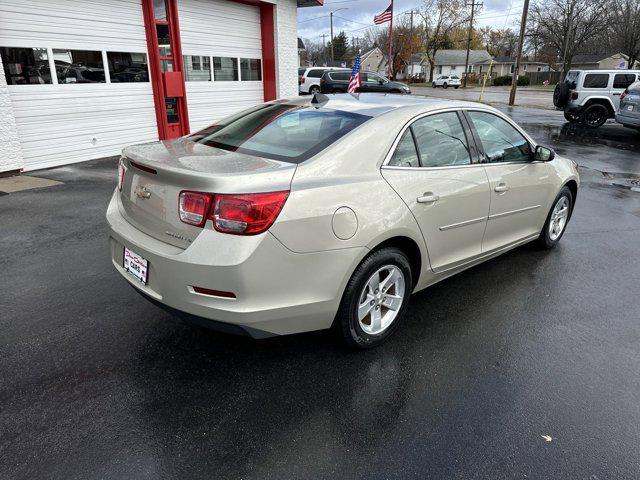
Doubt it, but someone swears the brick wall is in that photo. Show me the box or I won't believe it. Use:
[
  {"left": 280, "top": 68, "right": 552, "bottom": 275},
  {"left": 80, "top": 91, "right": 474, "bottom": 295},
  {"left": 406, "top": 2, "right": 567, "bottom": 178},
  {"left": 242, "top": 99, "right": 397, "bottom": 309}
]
[
  {"left": 0, "top": 56, "right": 24, "bottom": 173},
  {"left": 275, "top": 0, "right": 298, "bottom": 98}
]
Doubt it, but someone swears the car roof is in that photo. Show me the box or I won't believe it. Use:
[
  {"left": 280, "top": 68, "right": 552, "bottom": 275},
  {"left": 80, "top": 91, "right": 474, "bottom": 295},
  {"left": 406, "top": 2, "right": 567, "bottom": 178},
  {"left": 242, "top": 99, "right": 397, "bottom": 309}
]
[
  {"left": 570, "top": 69, "right": 640, "bottom": 74},
  {"left": 282, "top": 93, "right": 489, "bottom": 118}
]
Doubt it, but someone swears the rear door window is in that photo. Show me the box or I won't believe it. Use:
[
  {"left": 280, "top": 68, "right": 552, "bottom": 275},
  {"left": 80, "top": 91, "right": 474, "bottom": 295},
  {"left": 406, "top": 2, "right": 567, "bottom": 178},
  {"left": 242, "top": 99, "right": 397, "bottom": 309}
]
[
  {"left": 190, "top": 104, "right": 370, "bottom": 163},
  {"left": 330, "top": 71, "right": 350, "bottom": 81},
  {"left": 411, "top": 112, "right": 472, "bottom": 167},
  {"left": 583, "top": 73, "right": 609, "bottom": 89},
  {"left": 307, "top": 69, "right": 324, "bottom": 78},
  {"left": 388, "top": 130, "right": 420, "bottom": 167},
  {"left": 613, "top": 74, "right": 637, "bottom": 89}
]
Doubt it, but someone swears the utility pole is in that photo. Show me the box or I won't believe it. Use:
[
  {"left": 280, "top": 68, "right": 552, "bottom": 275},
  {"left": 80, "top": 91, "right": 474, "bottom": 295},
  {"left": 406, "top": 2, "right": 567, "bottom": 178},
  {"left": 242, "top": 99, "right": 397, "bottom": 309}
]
[
  {"left": 560, "top": 14, "right": 573, "bottom": 79},
  {"left": 330, "top": 11, "right": 335, "bottom": 62},
  {"left": 463, "top": 1, "right": 482, "bottom": 88},
  {"left": 320, "top": 34, "right": 328, "bottom": 65},
  {"left": 508, "top": 0, "right": 530, "bottom": 106}
]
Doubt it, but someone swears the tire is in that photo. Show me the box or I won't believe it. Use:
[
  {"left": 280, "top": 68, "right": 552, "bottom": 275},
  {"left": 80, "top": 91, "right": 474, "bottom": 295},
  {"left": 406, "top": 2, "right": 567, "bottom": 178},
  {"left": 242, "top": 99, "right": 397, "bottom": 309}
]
[
  {"left": 564, "top": 111, "right": 580, "bottom": 123},
  {"left": 538, "top": 186, "right": 573, "bottom": 249},
  {"left": 553, "top": 82, "right": 570, "bottom": 108},
  {"left": 309, "top": 85, "right": 320, "bottom": 94},
  {"left": 336, "top": 247, "right": 413, "bottom": 349},
  {"left": 432, "top": 82, "right": 437, "bottom": 88},
  {"left": 580, "top": 104, "right": 609, "bottom": 128},
  {"left": 443, "top": 83, "right": 448, "bottom": 89},
  {"left": 454, "top": 86, "right": 460, "bottom": 89}
]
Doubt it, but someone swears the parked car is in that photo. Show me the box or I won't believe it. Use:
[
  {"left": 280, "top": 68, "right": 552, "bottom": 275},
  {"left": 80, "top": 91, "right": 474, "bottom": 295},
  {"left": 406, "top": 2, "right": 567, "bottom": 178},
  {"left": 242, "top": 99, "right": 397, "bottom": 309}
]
[
  {"left": 615, "top": 80, "right": 640, "bottom": 132},
  {"left": 320, "top": 69, "right": 411, "bottom": 94},
  {"left": 553, "top": 69, "right": 640, "bottom": 127},
  {"left": 298, "top": 67, "right": 343, "bottom": 94},
  {"left": 107, "top": 94, "right": 578, "bottom": 348},
  {"left": 432, "top": 75, "right": 461, "bottom": 89}
]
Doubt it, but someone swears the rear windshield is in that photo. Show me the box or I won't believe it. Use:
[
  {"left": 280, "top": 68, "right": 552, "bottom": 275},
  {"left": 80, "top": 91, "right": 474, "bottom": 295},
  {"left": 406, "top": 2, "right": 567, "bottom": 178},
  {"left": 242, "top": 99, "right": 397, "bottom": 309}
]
[{"left": 189, "top": 103, "right": 370, "bottom": 163}]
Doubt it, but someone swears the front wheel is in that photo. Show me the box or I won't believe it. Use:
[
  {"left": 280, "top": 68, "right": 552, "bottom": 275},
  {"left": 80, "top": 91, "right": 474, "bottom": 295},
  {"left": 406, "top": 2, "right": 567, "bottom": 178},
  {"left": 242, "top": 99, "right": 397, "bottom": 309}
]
[
  {"left": 538, "top": 186, "right": 573, "bottom": 249},
  {"left": 443, "top": 83, "right": 448, "bottom": 89},
  {"left": 337, "top": 248, "right": 412, "bottom": 349}
]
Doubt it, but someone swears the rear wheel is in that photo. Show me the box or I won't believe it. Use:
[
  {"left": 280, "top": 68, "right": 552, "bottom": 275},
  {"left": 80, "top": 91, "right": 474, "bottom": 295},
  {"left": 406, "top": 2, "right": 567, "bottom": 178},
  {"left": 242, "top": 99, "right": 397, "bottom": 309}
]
[
  {"left": 443, "top": 83, "right": 448, "bottom": 89},
  {"left": 454, "top": 85, "right": 460, "bottom": 89},
  {"left": 337, "top": 248, "right": 412, "bottom": 349},
  {"left": 538, "top": 186, "right": 573, "bottom": 249},
  {"left": 309, "top": 85, "right": 320, "bottom": 94},
  {"left": 580, "top": 104, "right": 608, "bottom": 128},
  {"left": 563, "top": 111, "right": 580, "bottom": 122}
]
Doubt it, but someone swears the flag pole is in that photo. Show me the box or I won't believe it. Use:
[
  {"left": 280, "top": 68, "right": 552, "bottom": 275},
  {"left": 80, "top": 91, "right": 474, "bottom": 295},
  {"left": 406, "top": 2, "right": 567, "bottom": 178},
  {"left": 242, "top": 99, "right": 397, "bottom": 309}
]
[{"left": 388, "top": 0, "right": 394, "bottom": 78}]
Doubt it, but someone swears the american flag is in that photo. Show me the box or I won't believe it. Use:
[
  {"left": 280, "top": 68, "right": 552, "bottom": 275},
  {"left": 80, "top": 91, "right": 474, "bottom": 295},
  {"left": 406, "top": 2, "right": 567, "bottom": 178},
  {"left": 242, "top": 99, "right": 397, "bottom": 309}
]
[
  {"left": 348, "top": 52, "right": 362, "bottom": 93},
  {"left": 374, "top": 4, "right": 392, "bottom": 24}
]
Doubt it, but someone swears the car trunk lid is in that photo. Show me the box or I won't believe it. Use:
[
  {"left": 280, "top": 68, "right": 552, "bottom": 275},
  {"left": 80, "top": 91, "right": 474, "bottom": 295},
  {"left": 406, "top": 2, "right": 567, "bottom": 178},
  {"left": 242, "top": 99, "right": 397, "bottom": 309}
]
[{"left": 118, "top": 137, "right": 296, "bottom": 248}]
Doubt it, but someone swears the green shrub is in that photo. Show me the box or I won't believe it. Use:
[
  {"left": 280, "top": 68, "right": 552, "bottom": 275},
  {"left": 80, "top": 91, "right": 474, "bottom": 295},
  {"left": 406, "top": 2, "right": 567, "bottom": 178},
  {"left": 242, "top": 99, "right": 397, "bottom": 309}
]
[{"left": 491, "top": 75, "right": 530, "bottom": 86}]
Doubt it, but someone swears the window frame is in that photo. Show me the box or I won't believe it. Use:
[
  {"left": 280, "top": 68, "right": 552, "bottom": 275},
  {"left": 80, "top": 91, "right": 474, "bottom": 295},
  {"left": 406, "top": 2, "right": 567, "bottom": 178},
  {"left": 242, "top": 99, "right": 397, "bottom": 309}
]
[
  {"left": 462, "top": 110, "right": 536, "bottom": 165},
  {"left": 382, "top": 107, "right": 538, "bottom": 170},
  {"left": 382, "top": 108, "right": 483, "bottom": 169}
]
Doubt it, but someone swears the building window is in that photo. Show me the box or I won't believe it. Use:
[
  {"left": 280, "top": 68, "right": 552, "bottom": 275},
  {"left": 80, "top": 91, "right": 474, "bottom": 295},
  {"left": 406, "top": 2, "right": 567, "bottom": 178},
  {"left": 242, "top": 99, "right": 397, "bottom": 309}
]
[
  {"left": 156, "top": 24, "right": 172, "bottom": 57},
  {"left": 451, "top": 65, "right": 457, "bottom": 71},
  {"left": 523, "top": 64, "right": 527, "bottom": 71},
  {"left": 213, "top": 57, "right": 238, "bottom": 81},
  {"left": 240, "top": 58, "right": 261, "bottom": 81},
  {"left": 0, "top": 47, "right": 52, "bottom": 85},
  {"left": 154, "top": 0, "right": 167, "bottom": 21},
  {"left": 53, "top": 49, "right": 105, "bottom": 83},
  {"left": 107, "top": 52, "right": 148, "bottom": 82},
  {"left": 510, "top": 64, "right": 514, "bottom": 73},
  {"left": 437, "top": 66, "right": 442, "bottom": 74},
  {"left": 184, "top": 55, "right": 211, "bottom": 81}
]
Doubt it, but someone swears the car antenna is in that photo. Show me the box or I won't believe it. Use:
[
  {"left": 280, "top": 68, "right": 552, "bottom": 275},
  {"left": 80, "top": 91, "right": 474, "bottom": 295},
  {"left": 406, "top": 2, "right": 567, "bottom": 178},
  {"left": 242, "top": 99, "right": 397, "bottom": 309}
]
[{"left": 311, "top": 92, "right": 329, "bottom": 108}]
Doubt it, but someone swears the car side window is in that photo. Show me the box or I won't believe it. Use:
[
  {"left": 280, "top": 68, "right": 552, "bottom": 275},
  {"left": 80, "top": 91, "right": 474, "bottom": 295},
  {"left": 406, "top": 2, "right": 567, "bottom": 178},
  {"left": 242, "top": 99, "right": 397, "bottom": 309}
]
[
  {"left": 583, "top": 73, "right": 609, "bottom": 89},
  {"left": 467, "top": 111, "right": 531, "bottom": 163},
  {"left": 368, "top": 73, "right": 384, "bottom": 83},
  {"left": 614, "top": 74, "right": 637, "bottom": 89},
  {"left": 307, "top": 69, "right": 324, "bottom": 78},
  {"left": 388, "top": 130, "right": 420, "bottom": 167},
  {"left": 330, "top": 71, "right": 350, "bottom": 81},
  {"left": 411, "top": 112, "right": 471, "bottom": 167}
]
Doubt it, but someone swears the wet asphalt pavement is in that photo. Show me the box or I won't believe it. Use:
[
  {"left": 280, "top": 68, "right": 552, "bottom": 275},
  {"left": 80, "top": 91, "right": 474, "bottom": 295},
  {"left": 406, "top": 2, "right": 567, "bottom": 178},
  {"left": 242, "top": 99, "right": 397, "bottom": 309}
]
[{"left": 2, "top": 107, "right": 640, "bottom": 479}]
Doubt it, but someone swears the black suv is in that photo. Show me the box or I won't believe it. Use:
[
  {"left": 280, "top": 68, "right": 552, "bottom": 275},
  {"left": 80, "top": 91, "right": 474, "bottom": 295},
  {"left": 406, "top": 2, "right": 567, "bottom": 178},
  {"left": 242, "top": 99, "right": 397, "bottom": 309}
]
[{"left": 320, "top": 69, "right": 411, "bottom": 94}]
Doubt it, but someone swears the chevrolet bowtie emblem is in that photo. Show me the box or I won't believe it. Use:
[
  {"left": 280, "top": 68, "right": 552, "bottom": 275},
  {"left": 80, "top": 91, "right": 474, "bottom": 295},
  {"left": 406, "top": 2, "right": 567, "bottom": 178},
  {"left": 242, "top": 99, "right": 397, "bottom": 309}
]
[{"left": 135, "top": 185, "right": 152, "bottom": 199}]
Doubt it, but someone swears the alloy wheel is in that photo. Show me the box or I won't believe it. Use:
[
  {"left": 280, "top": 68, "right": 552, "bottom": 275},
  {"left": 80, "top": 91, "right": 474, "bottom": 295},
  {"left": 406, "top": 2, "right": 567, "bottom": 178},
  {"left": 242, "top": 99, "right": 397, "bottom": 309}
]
[
  {"left": 549, "top": 196, "right": 570, "bottom": 241},
  {"left": 357, "top": 265, "right": 405, "bottom": 335}
]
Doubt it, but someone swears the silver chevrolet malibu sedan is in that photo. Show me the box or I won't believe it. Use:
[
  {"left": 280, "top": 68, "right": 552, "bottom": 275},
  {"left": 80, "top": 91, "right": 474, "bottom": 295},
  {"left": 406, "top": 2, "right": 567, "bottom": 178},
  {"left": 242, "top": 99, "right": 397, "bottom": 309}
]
[{"left": 107, "top": 94, "right": 579, "bottom": 348}]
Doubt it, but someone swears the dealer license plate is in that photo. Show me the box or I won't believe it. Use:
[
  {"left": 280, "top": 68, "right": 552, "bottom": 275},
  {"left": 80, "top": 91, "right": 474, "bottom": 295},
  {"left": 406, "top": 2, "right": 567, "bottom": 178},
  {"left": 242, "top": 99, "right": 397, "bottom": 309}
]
[{"left": 123, "top": 247, "right": 148, "bottom": 284}]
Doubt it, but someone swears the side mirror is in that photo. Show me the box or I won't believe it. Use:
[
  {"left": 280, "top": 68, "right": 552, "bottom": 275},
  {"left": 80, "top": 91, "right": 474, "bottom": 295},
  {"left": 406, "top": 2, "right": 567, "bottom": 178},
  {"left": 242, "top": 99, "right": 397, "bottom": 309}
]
[{"left": 535, "top": 145, "right": 555, "bottom": 162}]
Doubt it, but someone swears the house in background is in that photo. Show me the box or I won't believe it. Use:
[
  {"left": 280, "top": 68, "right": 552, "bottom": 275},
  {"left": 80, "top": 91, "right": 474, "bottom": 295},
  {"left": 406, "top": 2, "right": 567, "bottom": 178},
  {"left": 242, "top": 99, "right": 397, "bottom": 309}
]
[
  {"left": 433, "top": 49, "right": 492, "bottom": 76},
  {"left": 358, "top": 47, "right": 387, "bottom": 74},
  {"left": 474, "top": 56, "right": 551, "bottom": 77},
  {"left": 564, "top": 53, "right": 639, "bottom": 70}
]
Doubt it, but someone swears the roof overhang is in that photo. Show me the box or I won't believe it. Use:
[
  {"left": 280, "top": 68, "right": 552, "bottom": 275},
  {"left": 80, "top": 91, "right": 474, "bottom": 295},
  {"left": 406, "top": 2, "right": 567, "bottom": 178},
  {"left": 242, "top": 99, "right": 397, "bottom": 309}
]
[{"left": 298, "top": 0, "right": 323, "bottom": 6}]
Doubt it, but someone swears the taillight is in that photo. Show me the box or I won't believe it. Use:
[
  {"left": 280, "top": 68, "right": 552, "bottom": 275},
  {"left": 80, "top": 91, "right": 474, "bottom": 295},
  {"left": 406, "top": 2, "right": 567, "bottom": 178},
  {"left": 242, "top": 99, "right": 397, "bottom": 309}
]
[
  {"left": 570, "top": 91, "right": 578, "bottom": 100},
  {"left": 118, "top": 158, "right": 125, "bottom": 191},
  {"left": 620, "top": 89, "right": 628, "bottom": 101},
  {"left": 320, "top": 78, "right": 325, "bottom": 85},
  {"left": 178, "top": 191, "right": 289, "bottom": 235},
  {"left": 179, "top": 191, "right": 212, "bottom": 227},
  {"left": 213, "top": 191, "right": 289, "bottom": 235}
]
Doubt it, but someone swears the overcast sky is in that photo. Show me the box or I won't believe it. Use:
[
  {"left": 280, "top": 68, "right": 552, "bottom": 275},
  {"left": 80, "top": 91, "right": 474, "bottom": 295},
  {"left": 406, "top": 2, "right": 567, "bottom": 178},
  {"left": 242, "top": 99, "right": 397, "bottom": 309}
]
[{"left": 297, "top": 0, "right": 524, "bottom": 45}]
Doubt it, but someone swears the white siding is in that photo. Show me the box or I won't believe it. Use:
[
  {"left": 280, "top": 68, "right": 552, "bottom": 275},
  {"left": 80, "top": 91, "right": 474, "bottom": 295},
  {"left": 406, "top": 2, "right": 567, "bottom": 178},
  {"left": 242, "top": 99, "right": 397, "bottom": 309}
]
[
  {"left": 0, "top": 0, "right": 157, "bottom": 171},
  {"left": 0, "top": 58, "right": 24, "bottom": 172},
  {"left": 179, "top": 0, "right": 263, "bottom": 131},
  {"left": 274, "top": 0, "right": 298, "bottom": 98}
]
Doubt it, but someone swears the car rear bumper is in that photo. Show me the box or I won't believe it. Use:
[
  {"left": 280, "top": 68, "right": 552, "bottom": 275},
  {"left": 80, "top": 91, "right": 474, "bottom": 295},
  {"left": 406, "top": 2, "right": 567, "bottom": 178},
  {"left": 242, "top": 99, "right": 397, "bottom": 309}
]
[
  {"left": 615, "top": 112, "right": 640, "bottom": 127},
  {"left": 106, "top": 190, "right": 365, "bottom": 338}
]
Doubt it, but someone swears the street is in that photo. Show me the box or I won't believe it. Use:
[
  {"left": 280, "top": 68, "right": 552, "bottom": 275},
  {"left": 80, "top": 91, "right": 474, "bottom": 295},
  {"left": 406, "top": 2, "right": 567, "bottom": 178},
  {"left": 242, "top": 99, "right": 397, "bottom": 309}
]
[
  {"left": 2, "top": 105, "right": 640, "bottom": 479},
  {"left": 412, "top": 85, "right": 556, "bottom": 110}
]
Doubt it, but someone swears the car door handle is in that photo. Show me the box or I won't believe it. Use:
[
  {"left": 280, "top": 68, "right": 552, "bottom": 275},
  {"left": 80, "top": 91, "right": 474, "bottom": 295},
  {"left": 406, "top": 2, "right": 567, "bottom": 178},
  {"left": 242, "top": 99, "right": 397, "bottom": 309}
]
[
  {"left": 494, "top": 184, "right": 510, "bottom": 193},
  {"left": 417, "top": 193, "right": 439, "bottom": 204}
]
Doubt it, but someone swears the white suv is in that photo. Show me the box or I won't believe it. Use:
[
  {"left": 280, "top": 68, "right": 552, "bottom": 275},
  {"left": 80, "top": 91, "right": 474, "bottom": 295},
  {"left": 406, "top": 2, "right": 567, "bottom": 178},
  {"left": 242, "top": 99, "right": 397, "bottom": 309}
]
[
  {"left": 432, "top": 75, "right": 461, "bottom": 89},
  {"left": 554, "top": 69, "right": 640, "bottom": 127},
  {"left": 299, "top": 67, "right": 343, "bottom": 94}
]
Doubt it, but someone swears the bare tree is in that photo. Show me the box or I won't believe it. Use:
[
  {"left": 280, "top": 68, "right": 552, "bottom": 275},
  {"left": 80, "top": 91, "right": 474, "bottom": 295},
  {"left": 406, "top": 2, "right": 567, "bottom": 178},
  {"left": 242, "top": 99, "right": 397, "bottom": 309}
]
[
  {"left": 419, "top": 0, "right": 468, "bottom": 82},
  {"left": 530, "top": 0, "right": 609, "bottom": 77},
  {"left": 609, "top": 0, "right": 640, "bottom": 69}
]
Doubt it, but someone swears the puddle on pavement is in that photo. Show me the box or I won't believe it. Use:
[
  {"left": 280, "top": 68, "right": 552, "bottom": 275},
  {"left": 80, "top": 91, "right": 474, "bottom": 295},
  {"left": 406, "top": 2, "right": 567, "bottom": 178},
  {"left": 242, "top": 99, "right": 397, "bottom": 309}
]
[{"left": 521, "top": 121, "right": 640, "bottom": 152}]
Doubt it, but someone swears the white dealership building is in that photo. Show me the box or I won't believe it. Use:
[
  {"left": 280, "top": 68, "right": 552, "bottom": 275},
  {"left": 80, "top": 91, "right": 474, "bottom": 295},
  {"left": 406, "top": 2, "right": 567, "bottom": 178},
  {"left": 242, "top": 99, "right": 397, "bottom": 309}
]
[{"left": 0, "top": 0, "right": 321, "bottom": 173}]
